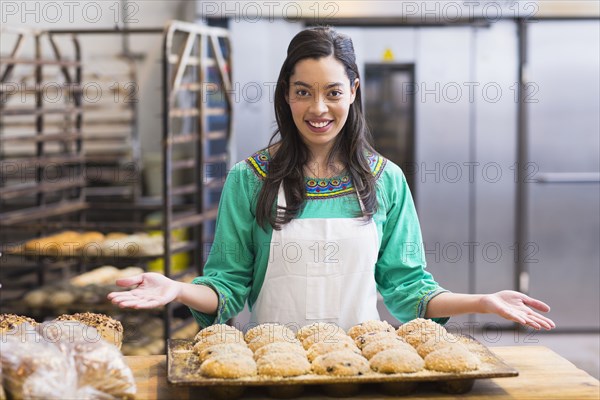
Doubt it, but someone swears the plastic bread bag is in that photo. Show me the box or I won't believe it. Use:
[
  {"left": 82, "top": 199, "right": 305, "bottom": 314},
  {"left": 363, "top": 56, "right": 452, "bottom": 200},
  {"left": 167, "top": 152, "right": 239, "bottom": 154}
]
[
  {"left": 39, "top": 320, "right": 136, "bottom": 399},
  {"left": 0, "top": 325, "right": 75, "bottom": 399},
  {"left": 0, "top": 321, "right": 136, "bottom": 399}
]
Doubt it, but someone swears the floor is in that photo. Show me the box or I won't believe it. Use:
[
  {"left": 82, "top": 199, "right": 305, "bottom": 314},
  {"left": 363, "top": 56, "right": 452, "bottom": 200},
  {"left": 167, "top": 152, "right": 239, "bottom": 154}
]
[{"left": 470, "top": 330, "right": 600, "bottom": 379}]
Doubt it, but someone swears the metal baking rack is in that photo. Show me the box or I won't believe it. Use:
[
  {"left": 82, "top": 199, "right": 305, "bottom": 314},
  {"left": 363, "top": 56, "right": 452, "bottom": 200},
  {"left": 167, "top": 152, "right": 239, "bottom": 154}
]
[
  {"left": 0, "top": 22, "right": 233, "bottom": 349},
  {"left": 162, "top": 20, "right": 232, "bottom": 339}
]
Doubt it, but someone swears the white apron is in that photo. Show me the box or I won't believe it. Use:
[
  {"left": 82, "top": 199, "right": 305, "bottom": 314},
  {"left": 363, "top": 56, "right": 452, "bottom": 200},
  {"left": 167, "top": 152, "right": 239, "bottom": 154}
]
[{"left": 250, "top": 183, "right": 381, "bottom": 331}]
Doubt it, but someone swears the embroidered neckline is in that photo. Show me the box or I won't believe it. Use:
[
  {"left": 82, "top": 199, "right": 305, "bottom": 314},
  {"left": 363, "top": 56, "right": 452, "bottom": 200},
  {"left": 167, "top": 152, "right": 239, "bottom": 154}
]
[{"left": 245, "top": 149, "right": 386, "bottom": 199}]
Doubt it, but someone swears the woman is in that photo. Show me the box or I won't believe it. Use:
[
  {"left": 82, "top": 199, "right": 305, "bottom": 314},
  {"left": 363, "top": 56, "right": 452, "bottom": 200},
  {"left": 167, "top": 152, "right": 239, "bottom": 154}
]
[{"left": 108, "top": 27, "right": 555, "bottom": 332}]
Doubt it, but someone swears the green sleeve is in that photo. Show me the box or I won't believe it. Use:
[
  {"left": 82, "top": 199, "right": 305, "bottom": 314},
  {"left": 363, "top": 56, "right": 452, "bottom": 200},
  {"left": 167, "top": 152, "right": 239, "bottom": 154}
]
[
  {"left": 190, "top": 161, "right": 258, "bottom": 327},
  {"left": 374, "top": 163, "right": 449, "bottom": 325}
]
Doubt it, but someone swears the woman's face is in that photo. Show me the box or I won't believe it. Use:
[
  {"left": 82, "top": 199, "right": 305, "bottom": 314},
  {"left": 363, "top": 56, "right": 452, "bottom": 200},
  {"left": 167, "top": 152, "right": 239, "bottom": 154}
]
[{"left": 287, "top": 55, "right": 359, "bottom": 155}]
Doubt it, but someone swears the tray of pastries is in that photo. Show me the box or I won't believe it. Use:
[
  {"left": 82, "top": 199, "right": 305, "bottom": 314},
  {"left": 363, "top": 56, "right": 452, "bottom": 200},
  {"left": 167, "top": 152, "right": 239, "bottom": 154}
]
[
  {"left": 167, "top": 319, "right": 518, "bottom": 399},
  {"left": 6, "top": 231, "right": 167, "bottom": 259}
]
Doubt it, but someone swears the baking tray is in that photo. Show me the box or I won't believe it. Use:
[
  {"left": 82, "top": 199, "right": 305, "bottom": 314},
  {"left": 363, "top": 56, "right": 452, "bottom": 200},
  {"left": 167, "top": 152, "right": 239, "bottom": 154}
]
[{"left": 167, "top": 336, "right": 518, "bottom": 399}]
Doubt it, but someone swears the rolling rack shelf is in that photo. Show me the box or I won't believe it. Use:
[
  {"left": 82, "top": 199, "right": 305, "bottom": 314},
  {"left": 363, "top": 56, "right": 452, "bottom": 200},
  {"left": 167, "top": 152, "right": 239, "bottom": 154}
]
[
  {"left": 0, "top": 22, "right": 232, "bottom": 350},
  {"left": 162, "top": 20, "right": 232, "bottom": 339}
]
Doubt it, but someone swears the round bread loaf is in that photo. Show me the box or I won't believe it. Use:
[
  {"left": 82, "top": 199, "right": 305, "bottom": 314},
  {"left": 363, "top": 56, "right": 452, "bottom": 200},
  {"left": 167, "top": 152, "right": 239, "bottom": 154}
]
[
  {"left": 362, "top": 337, "right": 416, "bottom": 360},
  {"left": 194, "top": 331, "right": 248, "bottom": 353},
  {"left": 424, "top": 345, "right": 481, "bottom": 372},
  {"left": 197, "top": 343, "right": 253, "bottom": 363},
  {"left": 297, "top": 322, "right": 343, "bottom": 341},
  {"left": 370, "top": 348, "right": 425, "bottom": 373},
  {"left": 200, "top": 354, "right": 257, "bottom": 378},
  {"left": 301, "top": 330, "right": 354, "bottom": 350},
  {"left": 244, "top": 323, "right": 295, "bottom": 343},
  {"left": 354, "top": 331, "right": 401, "bottom": 350},
  {"left": 0, "top": 314, "right": 37, "bottom": 334},
  {"left": 397, "top": 318, "right": 448, "bottom": 348},
  {"left": 194, "top": 324, "right": 244, "bottom": 343},
  {"left": 253, "top": 341, "right": 306, "bottom": 360},
  {"left": 312, "top": 351, "right": 370, "bottom": 376},
  {"left": 256, "top": 352, "right": 311, "bottom": 377},
  {"left": 307, "top": 340, "right": 361, "bottom": 362},
  {"left": 55, "top": 313, "right": 123, "bottom": 349},
  {"left": 347, "top": 320, "right": 394, "bottom": 340},
  {"left": 416, "top": 333, "right": 462, "bottom": 358}
]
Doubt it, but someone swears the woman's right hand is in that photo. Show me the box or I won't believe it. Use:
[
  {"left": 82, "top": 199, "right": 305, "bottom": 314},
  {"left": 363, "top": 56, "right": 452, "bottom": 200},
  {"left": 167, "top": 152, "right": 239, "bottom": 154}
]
[{"left": 107, "top": 272, "right": 181, "bottom": 309}]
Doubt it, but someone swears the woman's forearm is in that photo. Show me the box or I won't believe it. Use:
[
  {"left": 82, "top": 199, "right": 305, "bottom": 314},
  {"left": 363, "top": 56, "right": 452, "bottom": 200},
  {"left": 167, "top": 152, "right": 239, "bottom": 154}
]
[
  {"left": 424, "top": 292, "right": 485, "bottom": 318},
  {"left": 175, "top": 282, "right": 219, "bottom": 315}
]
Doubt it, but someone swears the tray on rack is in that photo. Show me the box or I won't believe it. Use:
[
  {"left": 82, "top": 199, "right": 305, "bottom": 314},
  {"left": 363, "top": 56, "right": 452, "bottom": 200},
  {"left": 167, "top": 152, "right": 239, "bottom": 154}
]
[{"left": 167, "top": 336, "right": 518, "bottom": 399}]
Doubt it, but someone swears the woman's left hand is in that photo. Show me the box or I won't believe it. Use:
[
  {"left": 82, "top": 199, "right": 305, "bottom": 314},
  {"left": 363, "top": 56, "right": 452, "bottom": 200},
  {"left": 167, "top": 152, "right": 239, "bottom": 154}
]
[{"left": 480, "top": 290, "right": 555, "bottom": 330}]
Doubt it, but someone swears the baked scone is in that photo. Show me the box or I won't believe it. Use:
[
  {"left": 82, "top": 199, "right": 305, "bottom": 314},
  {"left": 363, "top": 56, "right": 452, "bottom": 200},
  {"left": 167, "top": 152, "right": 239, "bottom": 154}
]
[
  {"left": 397, "top": 318, "right": 447, "bottom": 348},
  {"left": 362, "top": 337, "right": 417, "bottom": 360},
  {"left": 301, "top": 330, "right": 354, "bottom": 350},
  {"left": 197, "top": 343, "right": 253, "bottom": 363},
  {"left": 416, "top": 333, "right": 461, "bottom": 358},
  {"left": 253, "top": 341, "right": 306, "bottom": 360},
  {"left": 200, "top": 354, "right": 257, "bottom": 378},
  {"left": 194, "top": 324, "right": 244, "bottom": 343},
  {"left": 297, "top": 322, "right": 344, "bottom": 342},
  {"left": 307, "top": 340, "right": 361, "bottom": 362},
  {"left": 193, "top": 332, "right": 248, "bottom": 353},
  {"left": 370, "top": 348, "right": 425, "bottom": 374},
  {"left": 244, "top": 323, "right": 295, "bottom": 343},
  {"left": 55, "top": 313, "right": 123, "bottom": 349},
  {"left": 354, "top": 331, "right": 402, "bottom": 350},
  {"left": 0, "top": 314, "right": 37, "bottom": 334},
  {"left": 245, "top": 324, "right": 299, "bottom": 352},
  {"left": 256, "top": 352, "right": 311, "bottom": 377},
  {"left": 424, "top": 345, "right": 481, "bottom": 372},
  {"left": 312, "top": 351, "right": 370, "bottom": 376},
  {"left": 347, "top": 320, "right": 395, "bottom": 340}
]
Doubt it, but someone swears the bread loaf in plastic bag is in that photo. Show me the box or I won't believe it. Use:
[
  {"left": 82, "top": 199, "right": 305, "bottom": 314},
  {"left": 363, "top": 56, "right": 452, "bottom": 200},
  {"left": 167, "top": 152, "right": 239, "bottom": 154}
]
[{"left": 0, "top": 321, "right": 135, "bottom": 399}]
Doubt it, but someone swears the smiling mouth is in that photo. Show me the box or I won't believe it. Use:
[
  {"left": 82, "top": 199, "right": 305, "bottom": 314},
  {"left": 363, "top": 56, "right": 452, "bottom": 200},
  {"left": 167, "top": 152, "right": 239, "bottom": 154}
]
[{"left": 307, "top": 120, "right": 333, "bottom": 128}]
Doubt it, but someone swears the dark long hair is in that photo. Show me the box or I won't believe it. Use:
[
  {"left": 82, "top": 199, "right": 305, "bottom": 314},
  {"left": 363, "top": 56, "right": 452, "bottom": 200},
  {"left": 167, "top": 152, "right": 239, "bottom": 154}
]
[{"left": 256, "top": 26, "right": 378, "bottom": 230}]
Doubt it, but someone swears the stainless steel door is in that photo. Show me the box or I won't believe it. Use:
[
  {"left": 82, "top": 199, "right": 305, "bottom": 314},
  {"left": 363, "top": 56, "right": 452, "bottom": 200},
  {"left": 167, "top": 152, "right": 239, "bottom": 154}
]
[{"left": 526, "top": 20, "right": 600, "bottom": 330}]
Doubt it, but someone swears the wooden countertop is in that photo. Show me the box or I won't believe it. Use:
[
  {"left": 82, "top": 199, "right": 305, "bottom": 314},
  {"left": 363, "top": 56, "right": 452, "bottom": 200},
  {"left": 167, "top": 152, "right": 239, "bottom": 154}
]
[{"left": 126, "top": 346, "right": 600, "bottom": 399}]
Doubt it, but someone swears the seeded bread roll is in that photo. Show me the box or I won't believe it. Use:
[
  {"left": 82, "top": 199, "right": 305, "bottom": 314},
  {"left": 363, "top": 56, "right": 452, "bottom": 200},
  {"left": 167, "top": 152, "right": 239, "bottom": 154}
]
[
  {"left": 0, "top": 314, "right": 37, "bottom": 334},
  {"left": 55, "top": 313, "right": 123, "bottom": 349},
  {"left": 347, "top": 320, "right": 395, "bottom": 340}
]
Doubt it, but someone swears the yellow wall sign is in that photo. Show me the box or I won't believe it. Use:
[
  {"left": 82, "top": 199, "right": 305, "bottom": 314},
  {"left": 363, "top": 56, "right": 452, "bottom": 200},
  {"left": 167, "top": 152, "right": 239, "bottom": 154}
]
[{"left": 383, "top": 48, "right": 394, "bottom": 61}]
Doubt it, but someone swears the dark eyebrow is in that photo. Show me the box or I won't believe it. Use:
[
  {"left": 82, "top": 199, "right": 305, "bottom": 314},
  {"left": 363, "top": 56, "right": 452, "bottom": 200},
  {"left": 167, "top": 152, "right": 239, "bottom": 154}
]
[{"left": 292, "top": 81, "right": 344, "bottom": 89}]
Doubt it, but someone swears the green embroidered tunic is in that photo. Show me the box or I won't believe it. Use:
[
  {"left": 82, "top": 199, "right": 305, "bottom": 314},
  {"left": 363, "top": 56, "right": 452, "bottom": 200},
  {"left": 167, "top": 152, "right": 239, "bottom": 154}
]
[{"left": 190, "top": 150, "right": 448, "bottom": 327}]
